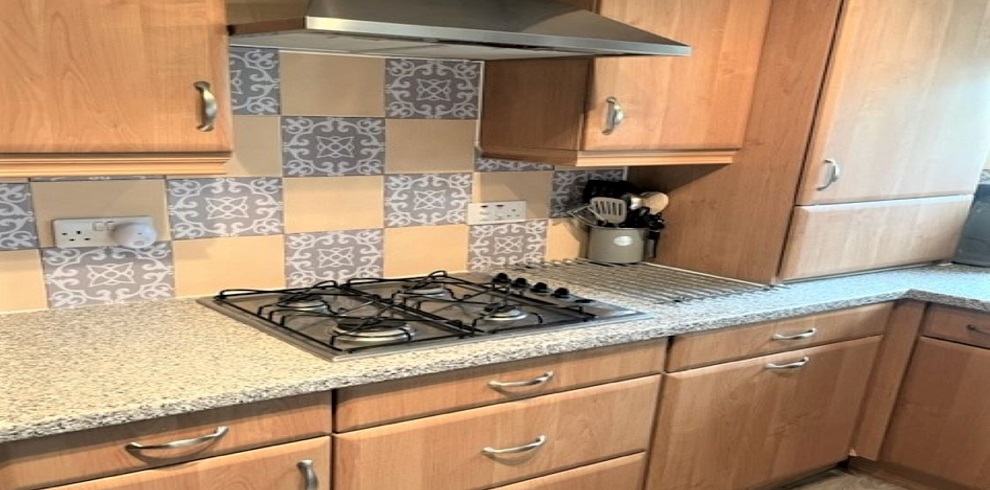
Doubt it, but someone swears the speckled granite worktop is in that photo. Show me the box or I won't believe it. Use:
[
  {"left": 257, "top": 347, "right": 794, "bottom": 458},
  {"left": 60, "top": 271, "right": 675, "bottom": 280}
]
[{"left": 2, "top": 264, "right": 988, "bottom": 444}]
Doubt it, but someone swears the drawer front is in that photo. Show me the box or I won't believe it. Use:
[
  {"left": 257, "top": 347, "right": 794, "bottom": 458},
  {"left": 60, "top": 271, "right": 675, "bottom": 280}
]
[
  {"left": 335, "top": 341, "right": 665, "bottom": 431},
  {"left": 668, "top": 303, "right": 891, "bottom": 371},
  {"left": 492, "top": 453, "right": 646, "bottom": 490},
  {"left": 334, "top": 376, "right": 661, "bottom": 490},
  {"left": 0, "top": 393, "right": 331, "bottom": 490},
  {"left": 51, "top": 437, "right": 331, "bottom": 490},
  {"left": 922, "top": 304, "right": 990, "bottom": 349}
]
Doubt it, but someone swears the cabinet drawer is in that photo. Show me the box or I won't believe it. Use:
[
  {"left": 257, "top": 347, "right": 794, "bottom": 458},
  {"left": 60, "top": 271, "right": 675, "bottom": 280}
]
[
  {"left": 492, "top": 453, "right": 646, "bottom": 490},
  {"left": 334, "top": 376, "right": 660, "bottom": 490},
  {"left": 667, "top": 304, "right": 891, "bottom": 371},
  {"left": 922, "top": 304, "right": 990, "bottom": 350},
  {"left": 335, "top": 341, "right": 664, "bottom": 431},
  {"left": 51, "top": 437, "right": 331, "bottom": 490},
  {"left": 0, "top": 393, "right": 330, "bottom": 490}
]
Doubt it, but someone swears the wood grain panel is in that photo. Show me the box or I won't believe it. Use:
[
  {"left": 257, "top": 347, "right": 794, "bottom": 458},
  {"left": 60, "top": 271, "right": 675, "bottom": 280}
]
[
  {"left": 668, "top": 303, "right": 892, "bottom": 371},
  {"left": 922, "top": 304, "right": 990, "bottom": 350},
  {"left": 334, "top": 376, "right": 660, "bottom": 490},
  {"left": 0, "top": 393, "right": 331, "bottom": 490},
  {"left": 481, "top": 147, "right": 736, "bottom": 167},
  {"left": 0, "top": 155, "right": 229, "bottom": 178},
  {"left": 492, "top": 453, "right": 646, "bottom": 490}
]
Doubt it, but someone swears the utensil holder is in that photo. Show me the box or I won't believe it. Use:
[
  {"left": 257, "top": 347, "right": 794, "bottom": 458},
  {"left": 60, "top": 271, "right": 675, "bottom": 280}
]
[{"left": 587, "top": 226, "right": 648, "bottom": 264}]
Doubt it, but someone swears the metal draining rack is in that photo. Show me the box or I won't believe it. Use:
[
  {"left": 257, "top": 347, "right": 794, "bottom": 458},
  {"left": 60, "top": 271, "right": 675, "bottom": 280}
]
[{"left": 505, "top": 260, "right": 776, "bottom": 304}]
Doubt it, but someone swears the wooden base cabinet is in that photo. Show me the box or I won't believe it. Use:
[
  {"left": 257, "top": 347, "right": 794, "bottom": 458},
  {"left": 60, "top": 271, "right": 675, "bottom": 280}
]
[
  {"left": 646, "top": 337, "right": 882, "bottom": 490},
  {"left": 492, "top": 453, "right": 647, "bottom": 490}
]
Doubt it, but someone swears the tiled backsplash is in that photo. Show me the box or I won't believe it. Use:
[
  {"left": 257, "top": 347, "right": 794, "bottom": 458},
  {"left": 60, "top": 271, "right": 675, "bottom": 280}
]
[{"left": 0, "top": 49, "right": 624, "bottom": 313}]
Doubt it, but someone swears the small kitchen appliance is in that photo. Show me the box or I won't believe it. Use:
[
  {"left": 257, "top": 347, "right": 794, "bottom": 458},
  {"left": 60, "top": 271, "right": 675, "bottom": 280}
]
[{"left": 955, "top": 183, "right": 990, "bottom": 267}]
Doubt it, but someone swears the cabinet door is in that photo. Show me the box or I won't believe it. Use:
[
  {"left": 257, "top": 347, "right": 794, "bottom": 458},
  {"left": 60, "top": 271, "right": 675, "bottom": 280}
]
[
  {"left": 797, "top": 0, "right": 990, "bottom": 205},
  {"left": 0, "top": 0, "right": 231, "bottom": 154},
  {"left": 582, "top": 0, "right": 772, "bottom": 151},
  {"left": 882, "top": 338, "right": 990, "bottom": 489},
  {"left": 646, "top": 337, "right": 881, "bottom": 490},
  {"left": 52, "top": 437, "right": 331, "bottom": 490}
]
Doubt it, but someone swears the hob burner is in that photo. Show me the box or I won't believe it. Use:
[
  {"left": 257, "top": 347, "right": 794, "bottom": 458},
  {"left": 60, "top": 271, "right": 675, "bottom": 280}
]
[
  {"left": 482, "top": 304, "right": 529, "bottom": 322},
  {"left": 275, "top": 294, "right": 331, "bottom": 314},
  {"left": 398, "top": 284, "right": 449, "bottom": 297},
  {"left": 333, "top": 318, "right": 416, "bottom": 343}
]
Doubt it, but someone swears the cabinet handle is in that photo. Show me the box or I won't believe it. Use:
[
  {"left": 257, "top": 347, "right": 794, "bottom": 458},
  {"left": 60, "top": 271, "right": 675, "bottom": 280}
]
[
  {"left": 194, "top": 81, "right": 218, "bottom": 132},
  {"left": 482, "top": 435, "right": 548, "bottom": 456},
  {"left": 765, "top": 357, "right": 811, "bottom": 370},
  {"left": 125, "top": 426, "right": 228, "bottom": 452},
  {"left": 487, "top": 371, "right": 555, "bottom": 389},
  {"left": 772, "top": 328, "right": 818, "bottom": 341},
  {"left": 967, "top": 324, "right": 990, "bottom": 336},
  {"left": 603, "top": 96, "right": 625, "bottom": 135},
  {"left": 816, "top": 159, "right": 841, "bottom": 191},
  {"left": 298, "top": 460, "right": 319, "bottom": 490}
]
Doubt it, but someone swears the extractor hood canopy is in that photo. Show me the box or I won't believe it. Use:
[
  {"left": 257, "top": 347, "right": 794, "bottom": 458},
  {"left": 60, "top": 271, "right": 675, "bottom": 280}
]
[{"left": 228, "top": 0, "right": 691, "bottom": 60}]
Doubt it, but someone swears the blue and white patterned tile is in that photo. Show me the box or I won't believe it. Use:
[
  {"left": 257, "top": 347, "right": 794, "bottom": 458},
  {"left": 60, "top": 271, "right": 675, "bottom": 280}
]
[
  {"left": 0, "top": 183, "right": 39, "bottom": 251},
  {"left": 229, "top": 47, "right": 280, "bottom": 116},
  {"left": 385, "top": 173, "right": 472, "bottom": 227},
  {"left": 282, "top": 116, "right": 386, "bottom": 177},
  {"left": 475, "top": 158, "right": 555, "bottom": 172},
  {"left": 550, "top": 168, "right": 627, "bottom": 218},
  {"left": 469, "top": 221, "right": 549, "bottom": 271},
  {"left": 29, "top": 176, "right": 164, "bottom": 182},
  {"left": 285, "top": 229, "right": 384, "bottom": 287},
  {"left": 41, "top": 243, "right": 175, "bottom": 308},
  {"left": 167, "top": 178, "right": 283, "bottom": 239},
  {"left": 386, "top": 59, "right": 481, "bottom": 119}
]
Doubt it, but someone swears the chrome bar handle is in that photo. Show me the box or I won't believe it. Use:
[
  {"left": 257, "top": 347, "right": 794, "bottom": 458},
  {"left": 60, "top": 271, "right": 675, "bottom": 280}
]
[
  {"left": 298, "top": 460, "right": 319, "bottom": 490},
  {"left": 125, "top": 426, "right": 228, "bottom": 452},
  {"left": 766, "top": 357, "right": 811, "bottom": 370},
  {"left": 482, "top": 435, "right": 548, "bottom": 456},
  {"left": 488, "top": 371, "right": 555, "bottom": 389},
  {"left": 816, "top": 159, "right": 841, "bottom": 191},
  {"left": 603, "top": 96, "right": 625, "bottom": 135},
  {"left": 194, "top": 81, "right": 218, "bottom": 132},
  {"left": 772, "top": 328, "right": 819, "bottom": 341},
  {"left": 967, "top": 324, "right": 990, "bottom": 336}
]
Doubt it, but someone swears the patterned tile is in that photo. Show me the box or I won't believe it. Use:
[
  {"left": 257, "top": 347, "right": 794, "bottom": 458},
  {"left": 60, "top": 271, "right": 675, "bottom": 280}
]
[
  {"left": 285, "top": 229, "right": 384, "bottom": 287},
  {"left": 386, "top": 59, "right": 481, "bottom": 119},
  {"left": 167, "top": 178, "right": 284, "bottom": 239},
  {"left": 476, "top": 158, "right": 555, "bottom": 172},
  {"left": 282, "top": 117, "right": 386, "bottom": 177},
  {"left": 29, "top": 176, "right": 163, "bottom": 182},
  {"left": 550, "top": 168, "right": 627, "bottom": 218},
  {"left": 229, "top": 47, "right": 280, "bottom": 116},
  {"left": 41, "top": 243, "right": 175, "bottom": 308},
  {"left": 469, "top": 221, "right": 549, "bottom": 271},
  {"left": 385, "top": 173, "right": 472, "bottom": 227},
  {"left": 0, "top": 183, "right": 38, "bottom": 250}
]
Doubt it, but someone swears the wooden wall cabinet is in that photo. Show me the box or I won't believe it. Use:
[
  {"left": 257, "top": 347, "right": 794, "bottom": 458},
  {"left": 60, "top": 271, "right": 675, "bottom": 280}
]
[
  {"left": 0, "top": 0, "right": 232, "bottom": 177},
  {"left": 480, "top": 0, "right": 772, "bottom": 167}
]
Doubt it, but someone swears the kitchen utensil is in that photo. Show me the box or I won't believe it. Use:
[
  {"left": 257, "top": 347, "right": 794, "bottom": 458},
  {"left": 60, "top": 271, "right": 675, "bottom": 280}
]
[
  {"left": 582, "top": 180, "right": 640, "bottom": 202},
  {"left": 588, "top": 225, "right": 648, "bottom": 263},
  {"left": 641, "top": 192, "right": 670, "bottom": 213},
  {"left": 566, "top": 204, "right": 602, "bottom": 228},
  {"left": 623, "top": 193, "right": 644, "bottom": 210},
  {"left": 622, "top": 207, "right": 650, "bottom": 228},
  {"left": 644, "top": 215, "right": 667, "bottom": 259},
  {"left": 590, "top": 197, "right": 628, "bottom": 226}
]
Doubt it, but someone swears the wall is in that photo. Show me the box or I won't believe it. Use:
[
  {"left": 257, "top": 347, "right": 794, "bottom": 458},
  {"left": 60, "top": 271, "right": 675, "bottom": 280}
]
[{"left": 0, "top": 49, "right": 623, "bottom": 313}]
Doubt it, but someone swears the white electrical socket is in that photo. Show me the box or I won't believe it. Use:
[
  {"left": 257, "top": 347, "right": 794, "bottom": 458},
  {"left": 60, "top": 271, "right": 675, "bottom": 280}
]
[
  {"left": 467, "top": 201, "right": 527, "bottom": 225},
  {"left": 53, "top": 216, "right": 156, "bottom": 249}
]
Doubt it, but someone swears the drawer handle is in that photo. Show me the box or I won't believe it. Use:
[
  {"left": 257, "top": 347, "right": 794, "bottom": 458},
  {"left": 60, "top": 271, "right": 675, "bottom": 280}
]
[
  {"left": 816, "top": 159, "right": 841, "bottom": 191},
  {"left": 765, "top": 357, "right": 811, "bottom": 370},
  {"left": 603, "top": 96, "right": 625, "bottom": 135},
  {"left": 482, "top": 435, "right": 548, "bottom": 456},
  {"left": 298, "top": 459, "right": 319, "bottom": 490},
  {"left": 488, "top": 371, "right": 555, "bottom": 389},
  {"left": 194, "top": 81, "right": 218, "bottom": 132},
  {"left": 967, "top": 324, "right": 990, "bottom": 336},
  {"left": 125, "top": 426, "right": 228, "bottom": 452},
  {"left": 772, "top": 328, "right": 818, "bottom": 341}
]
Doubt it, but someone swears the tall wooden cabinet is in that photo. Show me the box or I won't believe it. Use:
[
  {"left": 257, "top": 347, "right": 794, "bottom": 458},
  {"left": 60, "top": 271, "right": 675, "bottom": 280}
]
[
  {"left": 0, "top": 0, "right": 233, "bottom": 177},
  {"left": 481, "top": 0, "right": 773, "bottom": 167}
]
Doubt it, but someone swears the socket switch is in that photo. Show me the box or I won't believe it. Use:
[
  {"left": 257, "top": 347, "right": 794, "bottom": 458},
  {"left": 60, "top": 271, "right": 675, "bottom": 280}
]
[
  {"left": 53, "top": 216, "right": 156, "bottom": 249},
  {"left": 467, "top": 201, "right": 527, "bottom": 225}
]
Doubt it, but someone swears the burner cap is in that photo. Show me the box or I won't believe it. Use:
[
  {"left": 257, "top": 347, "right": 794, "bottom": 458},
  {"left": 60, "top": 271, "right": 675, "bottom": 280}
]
[
  {"left": 482, "top": 304, "right": 529, "bottom": 322},
  {"left": 333, "top": 318, "right": 416, "bottom": 343},
  {"left": 398, "top": 283, "right": 448, "bottom": 297},
  {"left": 276, "top": 294, "right": 331, "bottom": 314}
]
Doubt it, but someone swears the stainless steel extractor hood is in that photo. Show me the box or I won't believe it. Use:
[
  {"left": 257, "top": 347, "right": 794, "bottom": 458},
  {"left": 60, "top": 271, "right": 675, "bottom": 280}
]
[{"left": 227, "top": 0, "right": 691, "bottom": 60}]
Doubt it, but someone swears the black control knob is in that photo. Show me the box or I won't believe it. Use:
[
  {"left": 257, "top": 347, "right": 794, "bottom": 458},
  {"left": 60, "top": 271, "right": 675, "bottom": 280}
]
[
  {"left": 511, "top": 277, "right": 529, "bottom": 289},
  {"left": 552, "top": 287, "right": 571, "bottom": 299},
  {"left": 531, "top": 282, "right": 550, "bottom": 294},
  {"left": 493, "top": 272, "right": 511, "bottom": 284}
]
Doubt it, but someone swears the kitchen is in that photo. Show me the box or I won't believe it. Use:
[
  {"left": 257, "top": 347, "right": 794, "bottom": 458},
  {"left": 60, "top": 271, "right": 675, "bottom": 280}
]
[{"left": 1, "top": 0, "right": 989, "bottom": 489}]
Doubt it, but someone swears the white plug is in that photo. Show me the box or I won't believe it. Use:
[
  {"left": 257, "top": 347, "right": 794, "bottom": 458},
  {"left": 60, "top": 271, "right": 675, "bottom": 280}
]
[{"left": 112, "top": 222, "right": 157, "bottom": 249}]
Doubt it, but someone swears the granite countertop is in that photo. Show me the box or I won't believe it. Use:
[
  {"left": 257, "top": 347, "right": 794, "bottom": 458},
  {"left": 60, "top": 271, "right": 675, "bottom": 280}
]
[{"left": 1, "top": 263, "right": 988, "bottom": 444}]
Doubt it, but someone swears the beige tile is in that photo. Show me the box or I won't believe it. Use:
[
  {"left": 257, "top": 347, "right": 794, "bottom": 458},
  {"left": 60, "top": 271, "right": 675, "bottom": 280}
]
[
  {"left": 547, "top": 218, "right": 588, "bottom": 260},
  {"left": 224, "top": 116, "right": 282, "bottom": 177},
  {"left": 0, "top": 250, "right": 48, "bottom": 312},
  {"left": 281, "top": 53, "right": 385, "bottom": 116},
  {"left": 386, "top": 120, "right": 478, "bottom": 173},
  {"left": 473, "top": 171, "right": 553, "bottom": 219},
  {"left": 173, "top": 235, "right": 285, "bottom": 297},
  {"left": 32, "top": 180, "right": 169, "bottom": 247},
  {"left": 384, "top": 225, "right": 469, "bottom": 277},
  {"left": 283, "top": 176, "right": 384, "bottom": 233}
]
